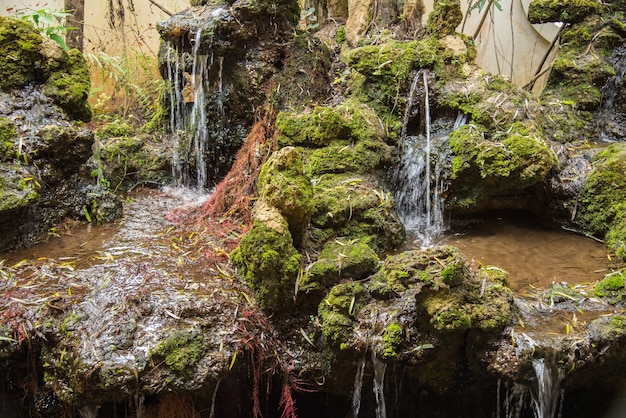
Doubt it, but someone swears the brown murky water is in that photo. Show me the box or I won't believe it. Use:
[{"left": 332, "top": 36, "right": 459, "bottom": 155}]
[{"left": 444, "top": 212, "right": 620, "bottom": 293}]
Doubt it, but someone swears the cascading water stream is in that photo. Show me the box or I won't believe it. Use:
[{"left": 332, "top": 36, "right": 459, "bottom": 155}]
[
  {"left": 352, "top": 355, "right": 367, "bottom": 417},
  {"left": 372, "top": 352, "right": 388, "bottom": 418},
  {"left": 530, "top": 358, "right": 564, "bottom": 418},
  {"left": 394, "top": 70, "right": 465, "bottom": 248},
  {"left": 166, "top": 27, "right": 227, "bottom": 190},
  {"left": 598, "top": 43, "right": 626, "bottom": 141}
]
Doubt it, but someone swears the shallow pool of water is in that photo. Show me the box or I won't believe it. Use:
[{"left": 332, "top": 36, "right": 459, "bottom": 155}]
[{"left": 406, "top": 211, "right": 620, "bottom": 293}]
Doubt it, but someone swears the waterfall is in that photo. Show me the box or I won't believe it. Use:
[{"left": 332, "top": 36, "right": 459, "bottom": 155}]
[
  {"left": 351, "top": 352, "right": 388, "bottom": 417},
  {"left": 165, "top": 27, "right": 221, "bottom": 190},
  {"left": 529, "top": 358, "right": 564, "bottom": 418},
  {"left": 598, "top": 44, "right": 626, "bottom": 142},
  {"left": 352, "top": 355, "right": 367, "bottom": 417},
  {"left": 372, "top": 352, "right": 388, "bottom": 418},
  {"left": 394, "top": 70, "right": 465, "bottom": 248}
]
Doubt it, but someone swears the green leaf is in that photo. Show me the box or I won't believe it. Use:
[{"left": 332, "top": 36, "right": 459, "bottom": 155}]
[{"left": 49, "top": 33, "right": 69, "bottom": 51}]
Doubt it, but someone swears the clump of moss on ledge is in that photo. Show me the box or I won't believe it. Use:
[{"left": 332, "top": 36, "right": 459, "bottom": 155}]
[
  {"left": 446, "top": 123, "right": 556, "bottom": 210},
  {"left": 382, "top": 322, "right": 404, "bottom": 358},
  {"left": 592, "top": 271, "right": 625, "bottom": 304},
  {"left": 527, "top": 0, "right": 602, "bottom": 24}
]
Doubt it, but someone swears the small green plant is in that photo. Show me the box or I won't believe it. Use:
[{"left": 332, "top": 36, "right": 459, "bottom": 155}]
[
  {"left": 300, "top": 7, "right": 319, "bottom": 31},
  {"left": 18, "top": 9, "right": 75, "bottom": 51}
]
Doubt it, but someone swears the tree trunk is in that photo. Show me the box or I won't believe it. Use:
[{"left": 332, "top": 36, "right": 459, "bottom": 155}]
[{"left": 65, "top": 0, "right": 85, "bottom": 51}]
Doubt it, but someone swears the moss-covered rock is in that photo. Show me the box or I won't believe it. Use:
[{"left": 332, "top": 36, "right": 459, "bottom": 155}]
[
  {"left": 257, "top": 147, "right": 313, "bottom": 246},
  {"left": 230, "top": 205, "right": 301, "bottom": 312},
  {"left": 301, "top": 239, "right": 380, "bottom": 291},
  {"left": 0, "top": 164, "right": 40, "bottom": 213},
  {"left": 276, "top": 99, "right": 387, "bottom": 148},
  {"left": 44, "top": 49, "right": 92, "bottom": 122},
  {"left": 346, "top": 36, "right": 475, "bottom": 132},
  {"left": 425, "top": 0, "right": 463, "bottom": 35},
  {"left": 0, "top": 17, "right": 43, "bottom": 91},
  {"left": 528, "top": 0, "right": 602, "bottom": 24},
  {"left": 576, "top": 143, "right": 626, "bottom": 259},
  {"left": 0, "top": 117, "right": 16, "bottom": 161},
  {"left": 151, "top": 329, "right": 205, "bottom": 376},
  {"left": 447, "top": 123, "right": 556, "bottom": 210},
  {"left": 318, "top": 281, "right": 366, "bottom": 348},
  {"left": 309, "top": 174, "right": 405, "bottom": 253},
  {"left": 592, "top": 271, "right": 625, "bottom": 304},
  {"left": 380, "top": 246, "right": 512, "bottom": 332},
  {"left": 382, "top": 321, "right": 404, "bottom": 358},
  {"left": 98, "top": 133, "right": 172, "bottom": 190}
]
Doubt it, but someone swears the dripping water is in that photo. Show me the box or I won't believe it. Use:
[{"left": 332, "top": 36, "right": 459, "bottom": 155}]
[
  {"left": 598, "top": 44, "right": 626, "bottom": 142},
  {"left": 352, "top": 355, "right": 367, "bottom": 417},
  {"left": 166, "top": 27, "right": 223, "bottom": 190},
  {"left": 394, "top": 70, "right": 466, "bottom": 248},
  {"left": 529, "top": 358, "right": 564, "bottom": 418},
  {"left": 372, "top": 352, "right": 387, "bottom": 418}
]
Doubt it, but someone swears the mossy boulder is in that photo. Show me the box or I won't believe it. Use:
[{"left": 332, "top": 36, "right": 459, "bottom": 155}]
[
  {"left": 98, "top": 133, "right": 172, "bottom": 190},
  {"left": 0, "top": 17, "right": 43, "bottom": 91},
  {"left": 576, "top": 143, "right": 626, "bottom": 259},
  {"left": 438, "top": 70, "right": 535, "bottom": 132},
  {"left": 44, "top": 49, "right": 92, "bottom": 122},
  {"left": 257, "top": 146, "right": 313, "bottom": 246},
  {"left": 317, "top": 246, "right": 513, "bottom": 357},
  {"left": 300, "top": 239, "right": 380, "bottom": 292},
  {"left": 379, "top": 246, "right": 512, "bottom": 332},
  {"left": 528, "top": 0, "right": 602, "bottom": 24},
  {"left": 230, "top": 203, "right": 301, "bottom": 312},
  {"left": 0, "top": 117, "right": 16, "bottom": 161},
  {"left": 309, "top": 174, "right": 405, "bottom": 253},
  {"left": 425, "top": 0, "right": 463, "bottom": 35},
  {"left": 447, "top": 123, "right": 556, "bottom": 211},
  {"left": 0, "top": 17, "right": 92, "bottom": 122}
]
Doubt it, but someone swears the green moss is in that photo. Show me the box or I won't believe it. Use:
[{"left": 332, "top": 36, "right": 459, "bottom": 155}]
[
  {"left": 301, "top": 239, "right": 380, "bottom": 291},
  {"left": 44, "top": 49, "right": 92, "bottom": 122},
  {"left": 528, "top": 0, "right": 602, "bottom": 24},
  {"left": 431, "top": 305, "right": 471, "bottom": 331},
  {"left": 276, "top": 107, "right": 350, "bottom": 147},
  {"left": 318, "top": 282, "right": 365, "bottom": 347},
  {"left": 336, "top": 25, "right": 346, "bottom": 44},
  {"left": 151, "top": 330, "right": 204, "bottom": 374},
  {"left": 276, "top": 99, "right": 386, "bottom": 148},
  {"left": 577, "top": 144, "right": 626, "bottom": 259},
  {"left": 257, "top": 147, "right": 313, "bottom": 246},
  {"left": 95, "top": 121, "right": 135, "bottom": 139},
  {"left": 382, "top": 246, "right": 467, "bottom": 293},
  {"left": 0, "top": 165, "right": 40, "bottom": 212},
  {"left": 309, "top": 174, "right": 404, "bottom": 253},
  {"left": 382, "top": 322, "right": 404, "bottom": 358},
  {"left": 447, "top": 123, "right": 556, "bottom": 210},
  {"left": 0, "top": 17, "right": 43, "bottom": 90},
  {"left": 230, "top": 219, "right": 301, "bottom": 311},
  {"left": 426, "top": 0, "right": 463, "bottom": 35},
  {"left": 0, "top": 118, "right": 16, "bottom": 161},
  {"left": 304, "top": 139, "right": 392, "bottom": 176},
  {"left": 593, "top": 271, "right": 625, "bottom": 303}
]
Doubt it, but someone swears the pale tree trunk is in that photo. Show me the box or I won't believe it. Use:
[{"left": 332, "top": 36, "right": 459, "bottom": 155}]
[{"left": 65, "top": 0, "right": 85, "bottom": 51}]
